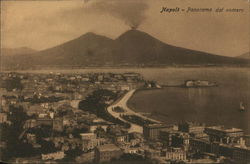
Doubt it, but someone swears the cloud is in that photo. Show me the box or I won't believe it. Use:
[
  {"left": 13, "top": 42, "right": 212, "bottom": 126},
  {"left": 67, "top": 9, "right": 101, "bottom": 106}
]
[
  {"left": 83, "top": 0, "right": 149, "bottom": 29},
  {"left": 1, "top": 0, "right": 248, "bottom": 56}
]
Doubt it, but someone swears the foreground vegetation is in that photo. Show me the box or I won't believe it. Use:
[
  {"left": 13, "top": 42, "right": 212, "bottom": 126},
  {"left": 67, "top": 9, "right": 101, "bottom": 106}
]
[
  {"left": 79, "top": 89, "right": 131, "bottom": 128},
  {"left": 121, "top": 114, "right": 156, "bottom": 126}
]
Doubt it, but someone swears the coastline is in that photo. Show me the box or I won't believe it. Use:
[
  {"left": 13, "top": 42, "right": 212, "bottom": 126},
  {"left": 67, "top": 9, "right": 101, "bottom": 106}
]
[
  {"left": 2, "top": 66, "right": 250, "bottom": 74},
  {"left": 107, "top": 89, "right": 161, "bottom": 133}
]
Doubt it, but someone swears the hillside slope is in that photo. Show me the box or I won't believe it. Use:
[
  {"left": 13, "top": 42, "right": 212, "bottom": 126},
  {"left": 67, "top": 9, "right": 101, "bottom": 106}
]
[
  {"left": 236, "top": 52, "right": 250, "bottom": 59},
  {"left": 1, "top": 30, "right": 249, "bottom": 69}
]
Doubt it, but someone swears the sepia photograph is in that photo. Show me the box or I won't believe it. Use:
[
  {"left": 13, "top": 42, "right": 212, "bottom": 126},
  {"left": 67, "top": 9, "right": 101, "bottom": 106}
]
[{"left": 0, "top": 0, "right": 249, "bottom": 163}]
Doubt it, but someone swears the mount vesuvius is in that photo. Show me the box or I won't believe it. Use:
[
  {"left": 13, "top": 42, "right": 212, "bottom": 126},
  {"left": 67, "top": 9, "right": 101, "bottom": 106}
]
[{"left": 2, "top": 29, "right": 249, "bottom": 69}]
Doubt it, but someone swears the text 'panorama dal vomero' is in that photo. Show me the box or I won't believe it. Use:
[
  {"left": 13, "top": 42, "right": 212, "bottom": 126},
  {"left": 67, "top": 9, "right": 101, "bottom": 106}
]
[{"left": 160, "top": 7, "right": 244, "bottom": 13}]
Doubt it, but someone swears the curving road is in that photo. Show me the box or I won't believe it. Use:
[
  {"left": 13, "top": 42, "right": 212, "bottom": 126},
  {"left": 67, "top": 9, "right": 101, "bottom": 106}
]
[{"left": 107, "top": 89, "right": 161, "bottom": 133}]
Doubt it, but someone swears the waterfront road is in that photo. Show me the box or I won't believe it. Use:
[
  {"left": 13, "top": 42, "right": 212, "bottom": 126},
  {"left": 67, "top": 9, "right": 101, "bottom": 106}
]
[{"left": 107, "top": 89, "right": 161, "bottom": 133}]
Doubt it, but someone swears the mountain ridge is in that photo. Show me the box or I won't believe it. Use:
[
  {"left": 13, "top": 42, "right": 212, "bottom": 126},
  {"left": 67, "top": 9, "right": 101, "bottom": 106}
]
[
  {"left": 2, "top": 30, "right": 249, "bottom": 69},
  {"left": 236, "top": 52, "right": 250, "bottom": 59}
]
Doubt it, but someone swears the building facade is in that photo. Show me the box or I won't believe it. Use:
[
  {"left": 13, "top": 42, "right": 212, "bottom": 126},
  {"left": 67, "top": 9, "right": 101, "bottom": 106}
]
[
  {"left": 205, "top": 126, "right": 244, "bottom": 144},
  {"left": 143, "top": 124, "right": 171, "bottom": 140},
  {"left": 232, "top": 147, "right": 250, "bottom": 164},
  {"left": 94, "top": 144, "right": 122, "bottom": 162},
  {"left": 165, "top": 147, "right": 187, "bottom": 161}
]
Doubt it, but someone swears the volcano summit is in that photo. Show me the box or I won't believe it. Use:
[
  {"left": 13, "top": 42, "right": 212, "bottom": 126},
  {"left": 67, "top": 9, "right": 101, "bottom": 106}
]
[{"left": 2, "top": 29, "right": 249, "bottom": 69}]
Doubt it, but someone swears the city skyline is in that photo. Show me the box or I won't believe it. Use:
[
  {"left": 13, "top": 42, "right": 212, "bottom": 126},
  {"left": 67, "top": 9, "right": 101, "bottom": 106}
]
[{"left": 1, "top": 1, "right": 250, "bottom": 163}]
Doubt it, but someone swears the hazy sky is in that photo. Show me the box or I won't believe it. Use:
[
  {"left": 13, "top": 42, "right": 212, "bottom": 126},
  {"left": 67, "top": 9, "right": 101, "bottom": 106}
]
[{"left": 1, "top": 0, "right": 249, "bottom": 57}]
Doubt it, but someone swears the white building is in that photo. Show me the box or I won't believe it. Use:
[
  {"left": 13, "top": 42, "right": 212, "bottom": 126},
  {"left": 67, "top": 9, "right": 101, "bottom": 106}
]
[
  {"left": 80, "top": 133, "right": 96, "bottom": 140},
  {"left": 42, "top": 151, "right": 65, "bottom": 160},
  {"left": 165, "top": 148, "right": 186, "bottom": 161}
]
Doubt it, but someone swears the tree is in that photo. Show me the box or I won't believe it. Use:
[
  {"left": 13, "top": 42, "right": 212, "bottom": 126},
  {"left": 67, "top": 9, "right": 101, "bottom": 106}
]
[
  {"left": 79, "top": 89, "right": 117, "bottom": 115},
  {"left": 7, "top": 105, "right": 28, "bottom": 140},
  {"left": 63, "top": 147, "right": 82, "bottom": 162},
  {"left": 38, "top": 140, "right": 57, "bottom": 154},
  {"left": 0, "top": 105, "right": 39, "bottom": 161},
  {"left": 79, "top": 89, "right": 130, "bottom": 128},
  {"left": 4, "top": 77, "right": 23, "bottom": 91},
  {"left": 94, "top": 127, "right": 106, "bottom": 138},
  {"left": 27, "top": 125, "right": 52, "bottom": 140}
]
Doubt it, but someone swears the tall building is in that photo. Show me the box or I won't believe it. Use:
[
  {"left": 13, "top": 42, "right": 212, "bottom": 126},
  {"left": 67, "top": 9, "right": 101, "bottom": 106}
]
[
  {"left": 94, "top": 144, "right": 122, "bottom": 162},
  {"left": 178, "top": 121, "right": 205, "bottom": 134},
  {"left": 160, "top": 130, "right": 190, "bottom": 149},
  {"left": 143, "top": 124, "right": 171, "bottom": 140},
  {"left": 52, "top": 118, "right": 63, "bottom": 132},
  {"left": 82, "top": 138, "right": 100, "bottom": 152},
  {"left": 204, "top": 126, "right": 244, "bottom": 144},
  {"left": 190, "top": 138, "right": 211, "bottom": 153},
  {"left": 164, "top": 147, "right": 187, "bottom": 161}
]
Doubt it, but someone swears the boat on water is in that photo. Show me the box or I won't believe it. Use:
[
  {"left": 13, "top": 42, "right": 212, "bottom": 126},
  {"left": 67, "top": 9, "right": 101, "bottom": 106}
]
[
  {"left": 239, "top": 102, "right": 246, "bottom": 112},
  {"left": 184, "top": 80, "right": 218, "bottom": 88}
]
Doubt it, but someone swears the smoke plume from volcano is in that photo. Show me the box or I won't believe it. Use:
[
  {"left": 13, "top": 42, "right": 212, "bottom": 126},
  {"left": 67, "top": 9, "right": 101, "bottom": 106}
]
[{"left": 84, "top": 0, "right": 149, "bottom": 29}]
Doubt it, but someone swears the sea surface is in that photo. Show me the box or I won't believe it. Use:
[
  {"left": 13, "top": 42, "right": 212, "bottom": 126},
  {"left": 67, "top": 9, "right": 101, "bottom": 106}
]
[
  {"left": 8, "top": 67, "right": 250, "bottom": 133},
  {"left": 126, "top": 67, "right": 250, "bottom": 134}
]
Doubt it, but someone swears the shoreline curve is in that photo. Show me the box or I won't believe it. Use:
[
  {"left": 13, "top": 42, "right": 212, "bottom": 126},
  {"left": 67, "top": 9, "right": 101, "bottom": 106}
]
[{"left": 107, "top": 89, "right": 161, "bottom": 133}]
